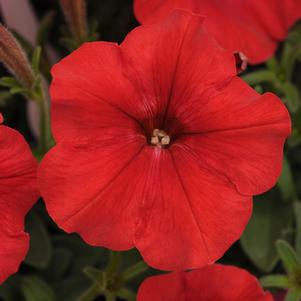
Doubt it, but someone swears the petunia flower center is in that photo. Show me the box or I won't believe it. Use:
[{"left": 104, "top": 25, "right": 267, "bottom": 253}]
[{"left": 150, "top": 129, "right": 170, "bottom": 148}]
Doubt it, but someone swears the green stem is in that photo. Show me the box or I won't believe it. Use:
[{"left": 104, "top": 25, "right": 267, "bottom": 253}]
[
  {"left": 117, "top": 287, "right": 136, "bottom": 301},
  {"left": 79, "top": 254, "right": 146, "bottom": 301},
  {"left": 281, "top": 42, "right": 301, "bottom": 81},
  {"left": 105, "top": 251, "right": 122, "bottom": 277},
  {"left": 77, "top": 252, "right": 121, "bottom": 301},
  {"left": 120, "top": 261, "right": 149, "bottom": 282},
  {"left": 75, "top": 283, "right": 101, "bottom": 301},
  {"left": 35, "top": 81, "right": 52, "bottom": 155}
]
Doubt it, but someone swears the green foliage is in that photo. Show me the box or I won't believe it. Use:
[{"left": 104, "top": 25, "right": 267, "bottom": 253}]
[
  {"left": 276, "top": 240, "right": 301, "bottom": 275},
  {"left": 240, "top": 189, "right": 293, "bottom": 272},
  {"left": 0, "top": 76, "right": 32, "bottom": 98},
  {"left": 54, "top": 277, "right": 92, "bottom": 301},
  {"left": 261, "top": 241, "right": 301, "bottom": 301},
  {"left": 285, "top": 288, "right": 301, "bottom": 301},
  {"left": 24, "top": 210, "right": 52, "bottom": 269},
  {"left": 260, "top": 274, "right": 290, "bottom": 289},
  {"left": 278, "top": 156, "right": 297, "bottom": 201},
  {"left": 294, "top": 202, "right": 301, "bottom": 257},
  {"left": 282, "top": 82, "right": 301, "bottom": 113},
  {"left": 0, "top": 77, "right": 21, "bottom": 88},
  {"left": 20, "top": 277, "right": 56, "bottom": 301},
  {"left": 31, "top": 47, "right": 42, "bottom": 76},
  {"left": 52, "top": 235, "right": 108, "bottom": 276}
]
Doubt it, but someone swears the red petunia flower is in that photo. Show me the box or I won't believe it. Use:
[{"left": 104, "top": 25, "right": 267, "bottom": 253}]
[
  {"left": 137, "top": 264, "right": 273, "bottom": 301},
  {"left": 38, "top": 10, "right": 290, "bottom": 271},
  {"left": 0, "top": 114, "right": 39, "bottom": 283},
  {"left": 134, "top": 0, "right": 301, "bottom": 64}
]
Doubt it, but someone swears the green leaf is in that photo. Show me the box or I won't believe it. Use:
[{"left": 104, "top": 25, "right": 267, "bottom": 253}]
[
  {"left": 240, "top": 190, "right": 293, "bottom": 272},
  {"left": 120, "top": 261, "right": 149, "bottom": 282},
  {"left": 9, "top": 87, "right": 31, "bottom": 97},
  {"left": 285, "top": 288, "right": 301, "bottom": 301},
  {"left": 83, "top": 266, "right": 105, "bottom": 286},
  {"left": 281, "top": 42, "right": 301, "bottom": 81},
  {"left": 280, "top": 26, "right": 301, "bottom": 81},
  {"left": 0, "top": 77, "right": 21, "bottom": 88},
  {"left": 282, "top": 227, "right": 296, "bottom": 243},
  {"left": 75, "top": 283, "right": 102, "bottom": 301},
  {"left": 288, "top": 129, "right": 301, "bottom": 147},
  {"left": 24, "top": 210, "right": 52, "bottom": 269},
  {"left": 0, "top": 286, "right": 15, "bottom": 301},
  {"left": 282, "top": 82, "right": 301, "bottom": 113},
  {"left": 20, "top": 276, "right": 56, "bottom": 301},
  {"left": 0, "top": 78, "right": 32, "bottom": 98},
  {"left": 278, "top": 156, "right": 297, "bottom": 201},
  {"left": 241, "top": 70, "right": 277, "bottom": 86},
  {"left": 276, "top": 240, "right": 301, "bottom": 275},
  {"left": 31, "top": 46, "right": 42, "bottom": 75},
  {"left": 0, "top": 276, "right": 23, "bottom": 301},
  {"left": 52, "top": 235, "right": 107, "bottom": 275},
  {"left": 254, "top": 85, "right": 264, "bottom": 94},
  {"left": 53, "top": 277, "right": 92, "bottom": 301},
  {"left": 116, "top": 287, "right": 135, "bottom": 301},
  {"left": 260, "top": 274, "right": 290, "bottom": 289},
  {"left": 266, "top": 56, "right": 282, "bottom": 74},
  {"left": 294, "top": 202, "right": 301, "bottom": 258},
  {"left": 43, "top": 248, "right": 72, "bottom": 282},
  {"left": 287, "top": 28, "right": 301, "bottom": 44}
]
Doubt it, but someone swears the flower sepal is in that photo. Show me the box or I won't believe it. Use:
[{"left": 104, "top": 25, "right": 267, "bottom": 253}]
[
  {"left": 261, "top": 240, "right": 301, "bottom": 301},
  {"left": 77, "top": 252, "right": 146, "bottom": 301}
]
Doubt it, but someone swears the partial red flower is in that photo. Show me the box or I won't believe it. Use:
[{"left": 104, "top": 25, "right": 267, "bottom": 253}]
[
  {"left": 38, "top": 10, "right": 290, "bottom": 271},
  {"left": 137, "top": 264, "right": 273, "bottom": 301},
  {"left": 0, "top": 114, "right": 39, "bottom": 283},
  {"left": 134, "top": 0, "right": 301, "bottom": 64}
]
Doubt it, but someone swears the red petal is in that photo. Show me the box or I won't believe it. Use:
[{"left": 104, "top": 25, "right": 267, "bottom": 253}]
[
  {"left": 50, "top": 42, "right": 147, "bottom": 142},
  {"left": 138, "top": 272, "right": 186, "bottom": 300},
  {"left": 0, "top": 125, "right": 38, "bottom": 283},
  {"left": 134, "top": 148, "right": 252, "bottom": 270},
  {"left": 137, "top": 264, "right": 273, "bottom": 301},
  {"left": 134, "top": 0, "right": 190, "bottom": 25},
  {"left": 177, "top": 77, "right": 290, "bottom": 195},
  {"left": 121, "top": 9, "right": 236, "bottom": 123},
  {"left": 134, "top": 0, "right": 301, "bottom": 64},
  {"left": 38, "top": 133, "right": 146, "bottom": 250}
]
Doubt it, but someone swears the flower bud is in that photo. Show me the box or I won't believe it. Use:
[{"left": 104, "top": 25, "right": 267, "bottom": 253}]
[{"left": 0, "top": 25, "right": 34, "bottom": 88}]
